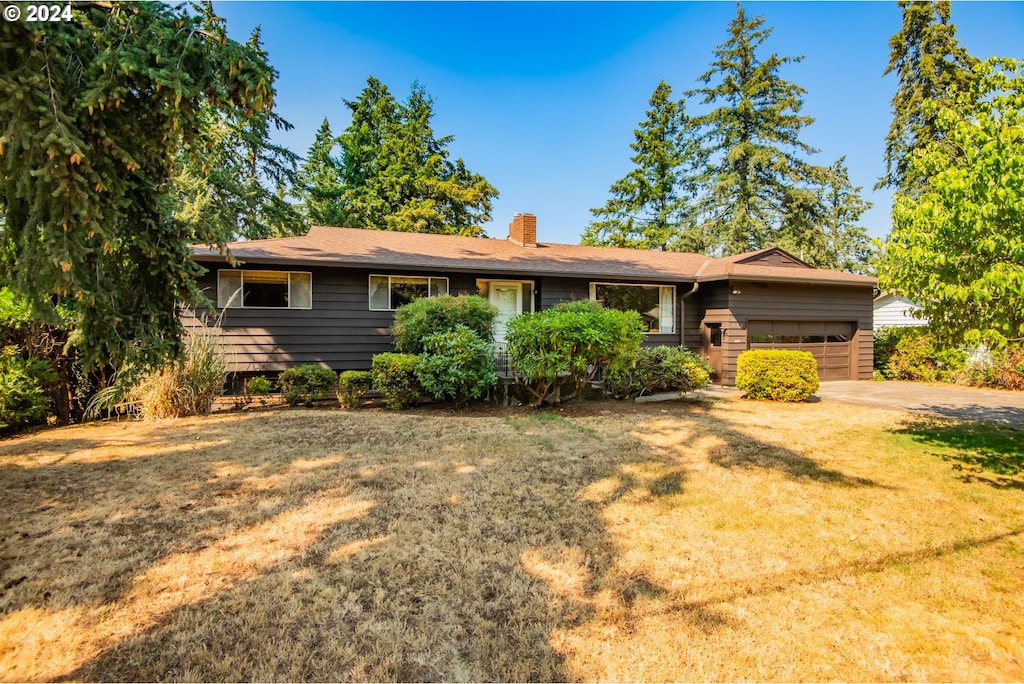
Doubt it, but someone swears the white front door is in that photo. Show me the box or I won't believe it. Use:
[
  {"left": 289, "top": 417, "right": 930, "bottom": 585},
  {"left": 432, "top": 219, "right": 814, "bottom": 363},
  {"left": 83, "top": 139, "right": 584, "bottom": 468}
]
[{"left": 489, "top": 282, "right": 522, "bottom": 344}]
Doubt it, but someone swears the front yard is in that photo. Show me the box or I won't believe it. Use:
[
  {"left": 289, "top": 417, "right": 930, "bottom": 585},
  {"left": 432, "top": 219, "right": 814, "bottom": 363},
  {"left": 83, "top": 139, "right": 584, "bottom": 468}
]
[{"left": 1, "top": 397, "right": 1022, "bottom": 681}]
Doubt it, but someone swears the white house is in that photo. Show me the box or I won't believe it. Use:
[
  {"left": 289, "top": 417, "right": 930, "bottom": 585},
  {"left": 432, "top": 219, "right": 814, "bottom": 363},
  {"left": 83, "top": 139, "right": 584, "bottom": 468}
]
[{"left": 873, "top": 292, "right": 929, "bottom": 329}]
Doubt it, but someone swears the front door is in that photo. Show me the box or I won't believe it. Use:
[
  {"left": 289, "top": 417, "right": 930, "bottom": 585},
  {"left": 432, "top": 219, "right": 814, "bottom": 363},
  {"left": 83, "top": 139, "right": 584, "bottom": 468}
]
[
  {"left": 489, "top": 282, "right": 522, "bottom": 344},
  {"left": 702, "top": 322, "right": 724, "bottom": 382}
]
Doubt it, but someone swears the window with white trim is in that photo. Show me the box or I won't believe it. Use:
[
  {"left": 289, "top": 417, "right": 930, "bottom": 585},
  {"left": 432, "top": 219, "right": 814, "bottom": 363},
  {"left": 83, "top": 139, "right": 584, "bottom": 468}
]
[
  {"left": 590, "top": 282, "right": 675, "bottom": 334},
  {"left": 369, "top": 274, "right": 449, "bottom": 311},
  {"left": 217, "top": 270, "right": 312, "bottom": 309}
]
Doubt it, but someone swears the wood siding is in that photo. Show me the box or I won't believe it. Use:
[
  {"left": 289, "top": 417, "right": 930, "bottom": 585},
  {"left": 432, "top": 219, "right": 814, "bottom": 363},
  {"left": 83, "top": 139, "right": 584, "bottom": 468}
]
[
  {"left": 192, "top": 264, "right": 693, "bottom": 373},
  {"left": 695, "top": 281, "right": 874, "bottom": 384}
]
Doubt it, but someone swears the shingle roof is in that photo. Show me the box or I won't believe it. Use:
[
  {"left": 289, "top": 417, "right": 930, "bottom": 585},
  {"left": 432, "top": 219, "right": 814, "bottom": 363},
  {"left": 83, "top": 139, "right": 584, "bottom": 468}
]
[{"left": 192, "top": 226, "right": 876, "bottom": 286}]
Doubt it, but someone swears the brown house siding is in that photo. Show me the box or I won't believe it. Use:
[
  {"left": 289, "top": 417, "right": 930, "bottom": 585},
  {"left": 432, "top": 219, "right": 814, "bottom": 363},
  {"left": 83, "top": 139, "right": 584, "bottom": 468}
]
[{"left": 700, "top": 281, "right": 874, "bottom": 384}]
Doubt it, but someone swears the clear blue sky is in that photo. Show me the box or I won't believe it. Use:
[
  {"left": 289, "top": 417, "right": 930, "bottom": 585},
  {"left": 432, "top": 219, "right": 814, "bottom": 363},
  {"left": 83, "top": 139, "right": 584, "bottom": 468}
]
[{"left": 215, "top": 1, "right": 1024, "bottom": 246}]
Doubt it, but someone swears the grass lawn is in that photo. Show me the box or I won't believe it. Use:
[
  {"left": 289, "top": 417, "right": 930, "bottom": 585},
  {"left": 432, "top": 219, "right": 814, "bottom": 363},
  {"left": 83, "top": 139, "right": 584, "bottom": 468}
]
[{"left": 1, "top": 396, "right": 1022, "bottom": 682}]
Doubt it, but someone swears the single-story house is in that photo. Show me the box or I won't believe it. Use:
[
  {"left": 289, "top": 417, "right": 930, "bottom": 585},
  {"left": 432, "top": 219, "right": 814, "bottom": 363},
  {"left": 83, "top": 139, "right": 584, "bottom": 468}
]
[
  {"left": 873, "top": 292, "right": 929, "bottom": 329},
  {"left": 190, "top": 213, "right": 876, "bottom": 385}
]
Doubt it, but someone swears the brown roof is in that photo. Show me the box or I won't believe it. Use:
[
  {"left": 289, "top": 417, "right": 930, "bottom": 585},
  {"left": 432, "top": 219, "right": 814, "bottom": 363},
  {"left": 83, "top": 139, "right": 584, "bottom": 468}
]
[{"left": 192, "top": 226, "right": 876, "bottom": 286}]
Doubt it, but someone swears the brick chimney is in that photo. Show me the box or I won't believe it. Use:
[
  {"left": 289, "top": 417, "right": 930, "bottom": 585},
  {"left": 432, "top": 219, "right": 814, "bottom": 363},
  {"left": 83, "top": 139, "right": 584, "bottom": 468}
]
[{"left": 508, "top": 212, "right": 538, "bottom": 248}]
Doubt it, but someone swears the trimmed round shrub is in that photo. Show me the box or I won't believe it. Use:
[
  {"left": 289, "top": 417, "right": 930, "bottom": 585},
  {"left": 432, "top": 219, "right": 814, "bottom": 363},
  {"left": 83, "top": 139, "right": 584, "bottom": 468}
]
[
  {"left": 278, "top": 364, "right": 338, "bottom": 407},
  {"left": 506, "top": 300, "right": 644, "bottom": 406},
  {"left": 415, "top": 325, "right": 497, "bottom": 407},
  {"left": 371, "top": 353, "right": 423, "bottom": 409},
  {"left": 736, "top": 349, "right": 819, "bottom": 402},
  {"left": 246, "top": 375, "right": 273, "bottom": 396},
  {"left": 392, "top": 295, "right": 498, "bottom": 354},
  {"left": 338, "top": 370, "right": 372, "bottom": 409},
  {"left": 0, "top": 346, "right": 56, "bottom": 432},
  {"left": 605, "top": 346, "right": 713, "bottom": 399}
]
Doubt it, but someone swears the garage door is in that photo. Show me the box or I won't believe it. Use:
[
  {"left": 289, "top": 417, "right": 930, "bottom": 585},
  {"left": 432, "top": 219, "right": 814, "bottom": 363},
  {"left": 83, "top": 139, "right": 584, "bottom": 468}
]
[{"left": 747, "top": 321, "right": 854, "bottom": 381}]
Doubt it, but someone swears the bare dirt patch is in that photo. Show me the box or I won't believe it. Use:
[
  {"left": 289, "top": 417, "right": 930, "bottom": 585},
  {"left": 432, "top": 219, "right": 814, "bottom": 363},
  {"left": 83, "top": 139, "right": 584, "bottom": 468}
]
[{"left": 1, "top": 398, "right": 1022, "bottom": 681}]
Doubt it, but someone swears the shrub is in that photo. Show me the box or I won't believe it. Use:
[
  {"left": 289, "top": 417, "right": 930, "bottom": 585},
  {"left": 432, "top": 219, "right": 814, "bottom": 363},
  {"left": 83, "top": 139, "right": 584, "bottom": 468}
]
[
  {"left": 338, "top": 370, "right": 373, "bottom": 409},
  {"left": 736, "top": 349, "right": 819, "bottom": 402},
  {"left": 371, "top": 353, "right": 423, "bottom": 409},
  {"left": 506, "top": 300, "right": 644, "bottom": 406},
  {"left": 873, "top": 326, "right": 917, "bottom": 372},
  {"left": 961, "top": 344, "right": 1024, "bottom": 391},
  {"left": 392, "top": 295, "right": 498, "bottom": 354},
  {"left": 415, "top": 325, "right": 497, "bottom": 407},
  {"left": 605, "top": 346, "right": 712, "bottom": 399},
  {"left": 246, "top": 375, "right": 273, "bottom": 396},
  {"left": 885, "top": 329, "right": 966, "bottom": 382},
  {"left": 0, "top": 346, "right": 56, "bottom": 432},
  {"left": 278, "top": 365, "right": 338, "bottom": 407}
]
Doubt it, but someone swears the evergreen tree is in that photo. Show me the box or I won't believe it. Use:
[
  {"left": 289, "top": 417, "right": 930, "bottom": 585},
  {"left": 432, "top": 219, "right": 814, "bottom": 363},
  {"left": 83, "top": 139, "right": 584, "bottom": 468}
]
[
  {"left": 879, "top": 0, "right": 977, "bottom": 194},
  {"left": 817, "top": 159, "right": 874, "bottom": 274},
  {"left": 581, "top": 81, "right": 695, "bottom": 251},
  {"left": 328, "top": 78, "right": 497, "bottom": 235},
  {"left": 689, "top": 5, "right": 829, "bottom": 255},
  {"left": 295, "top": 119, "right": 346, "bottom": 226},
  {"left": 173, "top": 32, "right": 306, "bottom": 241},
  {"left": 0, "top": 1, "right": 280, "bottom": 371}
]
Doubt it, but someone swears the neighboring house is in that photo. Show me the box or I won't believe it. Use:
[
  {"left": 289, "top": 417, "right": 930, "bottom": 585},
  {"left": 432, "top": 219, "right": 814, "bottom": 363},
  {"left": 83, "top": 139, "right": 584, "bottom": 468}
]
[
  {"left": 873, "top": 292, "right": 930, "bottom": 329},
  {"left": 190, "top": 213, "right": 877, "bottom": 385}
]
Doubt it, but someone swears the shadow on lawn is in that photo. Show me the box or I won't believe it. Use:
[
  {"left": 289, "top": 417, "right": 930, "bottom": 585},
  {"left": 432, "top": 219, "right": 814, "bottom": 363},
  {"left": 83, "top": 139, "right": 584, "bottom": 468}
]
[
  {"left": 895, "top": 416, "right": 1024, "bottom": 489},
  {"left": 0, "top": 400, "right": 904, "bottom": 681}
]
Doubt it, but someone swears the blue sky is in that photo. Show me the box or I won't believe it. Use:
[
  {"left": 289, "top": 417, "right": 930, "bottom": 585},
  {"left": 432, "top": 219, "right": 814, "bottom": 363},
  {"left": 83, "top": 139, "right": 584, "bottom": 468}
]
[{"left": 215, "top": 1, "right": 1024, "bottom": 246}]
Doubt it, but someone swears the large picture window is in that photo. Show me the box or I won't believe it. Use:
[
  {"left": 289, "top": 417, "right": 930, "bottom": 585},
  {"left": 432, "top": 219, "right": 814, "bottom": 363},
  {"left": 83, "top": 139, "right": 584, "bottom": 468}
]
[
  {"left": 590, "top": 283, "right": 675, "bottom": 334},
  {"left": 217, "top": 270, "right": 312, "bottom": 309},
  {"left": 369, "top": 274, "right": 449, "bottom": 311}
]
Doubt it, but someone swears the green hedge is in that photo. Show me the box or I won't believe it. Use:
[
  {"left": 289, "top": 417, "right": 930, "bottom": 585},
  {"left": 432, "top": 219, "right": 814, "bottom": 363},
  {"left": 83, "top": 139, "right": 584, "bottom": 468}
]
[
  {"left": 736, "top": 350, "right": 819, "bottom": 402},
  {"left": 0, "top": 346, "right": 56, "bottom": 432},
  {"left": 278, "top": 365, "right": 338, "bottom": 407},
  {"left": 371, "top": 353, "right": 423, "bottom": 409},
  {"left": 337, "top": 370, "right": 372, "bottom": 409},
  {"left": 415, "top": 325, "right": 497, "bottom": 407},
  {"left": 392, "top": 295, "right": 497, "bottom": 354},
  {"left": 605, "top": 346, "right": 712, "bottom": 399}
]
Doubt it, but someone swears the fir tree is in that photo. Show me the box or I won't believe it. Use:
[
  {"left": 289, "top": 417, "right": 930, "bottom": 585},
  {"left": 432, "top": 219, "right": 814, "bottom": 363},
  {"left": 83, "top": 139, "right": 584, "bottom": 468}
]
[
  {"left": 689, "top": 4, "right": 828, "bottom": 255},
  {"left": 581, "top": 81, "right": 694, "bottom": 251},
  {"left": 295, "top": 119, "right": 346, "bottom": 227},
  {"left": 879, "top": 0, "right": 977, "bottom": 194}
]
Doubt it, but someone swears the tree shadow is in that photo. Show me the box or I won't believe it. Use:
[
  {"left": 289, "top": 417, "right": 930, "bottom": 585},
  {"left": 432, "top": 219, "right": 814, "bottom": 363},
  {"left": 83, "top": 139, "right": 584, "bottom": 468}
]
[{"left": 894, "top": 416, "right": 1024, "bottom": 489}]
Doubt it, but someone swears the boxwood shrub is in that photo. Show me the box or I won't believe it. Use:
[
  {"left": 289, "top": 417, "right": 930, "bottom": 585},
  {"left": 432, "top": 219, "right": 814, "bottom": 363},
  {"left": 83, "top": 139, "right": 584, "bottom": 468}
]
[
  {"left": 337, "top": 370, "right": 372, "bottom": 409},
  {"left": 278, "top": 364, "right": 338, "bottom": 407},
  {"left": 736, "top": 349, "right": 819, "bottom": 402},
  {"left": 371, "top": 353, "right": 423, "bottom": 409}
]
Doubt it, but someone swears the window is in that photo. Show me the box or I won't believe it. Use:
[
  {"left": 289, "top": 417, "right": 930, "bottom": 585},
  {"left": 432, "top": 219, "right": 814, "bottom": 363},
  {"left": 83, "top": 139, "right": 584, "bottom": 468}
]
[
  {"left": 369, "top": 275, "right": 449, "bottom": 311},
  {"left": 590, "top": 283, "right": 674, "bottom": 334},
  {"left": 217, "top": 270, "right": 312, "bottom": 309},
  {"left": 708, "top": 323, "right": 723, "bottom": 347}
]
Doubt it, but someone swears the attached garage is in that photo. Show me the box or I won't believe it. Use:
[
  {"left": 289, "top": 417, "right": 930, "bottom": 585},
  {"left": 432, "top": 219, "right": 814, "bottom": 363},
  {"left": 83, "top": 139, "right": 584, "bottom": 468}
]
[{"left": 747, "top": 320, "right": 855, "bottom": 381}]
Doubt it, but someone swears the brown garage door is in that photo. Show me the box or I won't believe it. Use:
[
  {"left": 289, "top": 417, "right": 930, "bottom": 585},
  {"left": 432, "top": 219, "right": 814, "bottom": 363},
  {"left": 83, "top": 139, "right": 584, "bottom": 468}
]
[{"left": 747, "top": 321, "right": 854, "bottom": 381}]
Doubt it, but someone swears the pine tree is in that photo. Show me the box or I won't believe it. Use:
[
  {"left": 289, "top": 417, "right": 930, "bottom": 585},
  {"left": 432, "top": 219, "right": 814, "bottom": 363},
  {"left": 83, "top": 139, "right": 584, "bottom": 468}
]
[
  {"left": 581, "top": 81, "right": 694, "bottom": 251},
  {"left": 879, "top": 0, "right": 977, "bottom": 194},
  {"left": 295, "top": 119, "right": 346, "bottom": 227},
  {"left": 818, "top": 159, "right": 874, "bottom": 274},
  {"left": 689, "top": 5, "right": 828, "bottom": 255}
]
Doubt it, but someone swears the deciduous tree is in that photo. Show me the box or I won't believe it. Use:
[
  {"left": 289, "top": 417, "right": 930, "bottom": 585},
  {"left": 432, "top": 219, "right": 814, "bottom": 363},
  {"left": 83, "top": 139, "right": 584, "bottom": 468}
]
[{"left": 881, "top": 59, "right": 1024, "bottom": 347}]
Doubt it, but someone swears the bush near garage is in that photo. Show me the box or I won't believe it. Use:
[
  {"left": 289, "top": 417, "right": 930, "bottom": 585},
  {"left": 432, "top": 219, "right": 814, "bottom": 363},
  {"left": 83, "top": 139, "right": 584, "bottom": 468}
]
[
  {"left": 604, "top": 346, "right": 713, "bottom": 399},
  {"left": 736, "top": 349, "right": 819, "bottom": 402},
  {"left": 883, "top": 329, "right": 966, "bottom": 382}
]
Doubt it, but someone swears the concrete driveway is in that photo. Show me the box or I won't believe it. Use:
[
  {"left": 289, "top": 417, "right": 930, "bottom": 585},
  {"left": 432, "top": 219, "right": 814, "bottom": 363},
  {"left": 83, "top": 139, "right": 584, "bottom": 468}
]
[{"left": 815, "top": 381, "right": 1024, "bottom": 430}]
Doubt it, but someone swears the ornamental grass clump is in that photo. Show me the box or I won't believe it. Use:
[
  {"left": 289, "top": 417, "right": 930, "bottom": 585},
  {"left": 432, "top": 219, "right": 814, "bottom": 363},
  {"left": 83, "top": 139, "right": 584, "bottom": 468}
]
[{"left": 736, "top": 349, "right": 819, "bottom": 402}]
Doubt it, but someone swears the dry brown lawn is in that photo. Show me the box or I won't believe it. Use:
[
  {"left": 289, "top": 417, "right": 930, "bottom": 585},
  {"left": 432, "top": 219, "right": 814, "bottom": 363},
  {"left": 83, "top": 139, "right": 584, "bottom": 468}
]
[{"left": 1, "top": 396, "right": 1022, "bottom": 682}]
